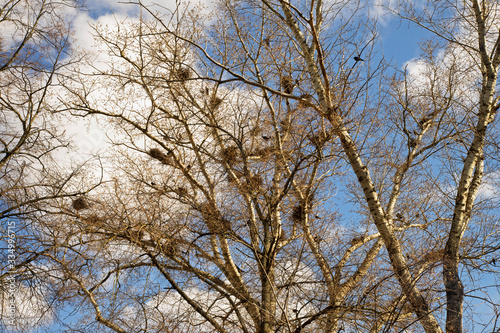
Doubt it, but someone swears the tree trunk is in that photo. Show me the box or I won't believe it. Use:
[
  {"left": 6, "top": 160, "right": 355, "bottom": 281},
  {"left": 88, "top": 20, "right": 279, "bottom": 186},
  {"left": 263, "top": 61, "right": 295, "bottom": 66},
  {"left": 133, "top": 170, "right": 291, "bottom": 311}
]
[{"left": 260, "top": 257, "right": 276, "bottom": 333}]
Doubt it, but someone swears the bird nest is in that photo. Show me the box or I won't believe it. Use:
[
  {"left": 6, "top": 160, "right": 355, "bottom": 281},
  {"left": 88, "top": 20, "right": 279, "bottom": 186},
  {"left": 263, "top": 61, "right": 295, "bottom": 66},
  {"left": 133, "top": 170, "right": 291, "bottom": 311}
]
[
  {"left": 249, "top": 125, "right": 262, "bottom": 137},
  {"left": 221, "top": 146, "right": 239, "bottom": 165},
  {"left": 281, "top": 76, "right": 295, "bottom": 94},
  {"left": 162, "top": 240, "right": 179, "bottom": 258},
  {"left": 175, "top": 186, "right": 188, "bottom": 196},
  {"left": 199, "top": 203, "right": 231, "bottom": 234},
  {"left": 291, "top": 205, "right": 303, "bottom": 223},
  {"left": 148, "top": 148, "right": 173, "bottom": 166},
  {"left": 309, "top": 131, "right": 332, "bottom": 148},
  {"left": 174, "top": 67, "right": 191, "bottom": 81},
  {"left": 72, "top": 197, "right": 89, "bottom": 211},
  {"left": 209, "top": 96, "right": 223, "bottom": 110},
  {"left": 256, "top": 146, "right": 275, "bottom": 159},
  {"left": 240, "top": 174, "right": 263, "bottom": 193},
  {"left": 298, "top": 94, "right": 313, "bottom": 108}
]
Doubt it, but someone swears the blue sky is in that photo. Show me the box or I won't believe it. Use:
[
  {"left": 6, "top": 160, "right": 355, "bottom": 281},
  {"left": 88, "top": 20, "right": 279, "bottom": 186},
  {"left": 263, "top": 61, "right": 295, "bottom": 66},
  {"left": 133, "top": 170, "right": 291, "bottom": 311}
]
[
  {"left": 379, "top": 20, "right": 429, "bottom": 65},
  {"left": 10, "top": 0, "right": 498, "bottom": 332},
  {"left": 73, "top": 0, "right": 427, "bottom": 68}
]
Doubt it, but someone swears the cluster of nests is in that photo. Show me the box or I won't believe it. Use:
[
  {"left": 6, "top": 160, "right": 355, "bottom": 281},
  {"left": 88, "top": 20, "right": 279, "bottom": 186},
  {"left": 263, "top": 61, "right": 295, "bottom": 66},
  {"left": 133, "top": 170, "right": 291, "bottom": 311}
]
[
  {"left": 177, "top": 69, "right": 314, "bottom": 112},
  {"left": 226, "top": 168, "right": 263, "bottom": 191},
  {"left": 123, "top": 227, "right": 179, "bottom": 258},
  {"left": 222, "top": 142, "right": 290, "bottom": 164},
  {"left": 173, "top": 67, "right": 224, "bottom": 111},
  {"left": 153, "top": 183, "right": 190, "bottom": 198},
  {"left": 221, "top": 145, "right": 267, "bottom": 165},
  {"left": 222, "top": 145, "right": 293, "bottom": 186},
  {"left": 200, "top": 86, "right": 224, "bottom": 111}
]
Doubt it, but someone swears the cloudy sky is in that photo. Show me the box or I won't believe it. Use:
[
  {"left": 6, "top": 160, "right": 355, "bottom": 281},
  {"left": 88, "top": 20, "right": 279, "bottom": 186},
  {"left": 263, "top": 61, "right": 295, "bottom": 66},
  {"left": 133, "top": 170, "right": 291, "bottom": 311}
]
[
  {"left": 8, "top": 0, "right": 498, "bottom": 331},
  {"left": 67, "top": 0, "right": 431, "bottom": 157}
]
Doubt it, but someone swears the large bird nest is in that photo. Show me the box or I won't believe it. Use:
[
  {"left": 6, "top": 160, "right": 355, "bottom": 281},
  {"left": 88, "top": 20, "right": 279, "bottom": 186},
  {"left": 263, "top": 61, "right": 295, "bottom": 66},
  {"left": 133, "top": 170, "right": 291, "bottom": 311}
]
[
  {"left": 72, "top": 197, "right": 89, "bottom": 211},
  {"left": 148, "top": 148, "right": 173, "bottom": 166}
]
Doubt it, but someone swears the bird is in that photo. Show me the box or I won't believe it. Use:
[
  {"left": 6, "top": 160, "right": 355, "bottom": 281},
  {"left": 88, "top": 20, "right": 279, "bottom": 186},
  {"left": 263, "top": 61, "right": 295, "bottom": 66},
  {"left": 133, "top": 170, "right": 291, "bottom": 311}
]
[
  {"left": 263, "top": 37, "right": 270, "bottom": 47},
  {"left": 262, "top": 135, "right": 271, "bottom": 141},
  {"left": 493, "top": 258, "right": 496, "bottom": 266},
  {"left": 151, "top": 182, "right": 156, "bottom": 186},
  {"left": 354, "top": 56, "right": 364, "bottom": 62}
]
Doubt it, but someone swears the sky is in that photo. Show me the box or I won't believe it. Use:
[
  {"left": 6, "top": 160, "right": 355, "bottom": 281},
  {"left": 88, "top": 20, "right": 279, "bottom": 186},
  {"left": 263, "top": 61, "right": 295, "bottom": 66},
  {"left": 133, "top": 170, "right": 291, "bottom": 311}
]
[
  {"left": 5, "top": 0, "right": 499, "bottom": 332},
  {"left": 69, "top": 0, "right": 430, "bottom": 155}
]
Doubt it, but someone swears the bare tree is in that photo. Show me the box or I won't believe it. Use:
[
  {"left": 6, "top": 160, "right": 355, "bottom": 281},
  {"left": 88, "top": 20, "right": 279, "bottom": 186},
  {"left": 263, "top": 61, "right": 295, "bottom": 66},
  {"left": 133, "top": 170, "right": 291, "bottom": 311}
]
[
  {"left": 383, "top": 1, "right": 500, "bottom": 332},
  {"left": 0, "top": 0, "right": 83, "bottom": 218},
  {"left": 50, "top": 4, "right": 398, "bottom": 332},
  {"left": 0, "top": 1, "right": 100, "bottom": 331}
]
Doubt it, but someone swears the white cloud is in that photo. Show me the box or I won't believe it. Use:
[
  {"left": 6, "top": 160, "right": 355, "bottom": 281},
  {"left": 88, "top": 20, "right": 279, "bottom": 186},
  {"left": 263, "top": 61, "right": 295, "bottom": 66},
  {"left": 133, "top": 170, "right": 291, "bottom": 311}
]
[
  {"left": 1, "top": 283, "right": 54, "bottom": 332},
  {"left": 138, "top": 260, "right": 323, "bottom": 331},
  {"left": 477, "top": 171, "right": 500, "bottom": 201},
  {"left": 369, "top": 0, "right": 397, "bottom": 26},
  {"left": 401, "top": 41, "right": 481, "bottom": 117}
]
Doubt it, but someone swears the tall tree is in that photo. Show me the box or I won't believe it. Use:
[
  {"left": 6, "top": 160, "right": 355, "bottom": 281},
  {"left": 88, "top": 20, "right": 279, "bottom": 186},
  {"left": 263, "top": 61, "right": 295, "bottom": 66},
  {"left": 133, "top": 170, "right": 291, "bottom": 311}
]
[
  {"left": 387, "top": 1, "right": 500, "bottom": 331},
  {"left": 59, "top": 8, "right": 389, "bottom": 331}
]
